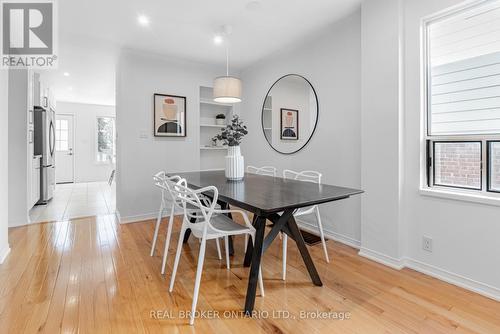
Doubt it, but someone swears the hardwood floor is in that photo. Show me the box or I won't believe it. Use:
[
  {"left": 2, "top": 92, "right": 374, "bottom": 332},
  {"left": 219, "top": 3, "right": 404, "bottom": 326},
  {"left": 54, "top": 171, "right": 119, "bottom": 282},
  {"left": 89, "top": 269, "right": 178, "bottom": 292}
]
[{"left": 1, "top": 214, "right": 500, "bottom": 333}]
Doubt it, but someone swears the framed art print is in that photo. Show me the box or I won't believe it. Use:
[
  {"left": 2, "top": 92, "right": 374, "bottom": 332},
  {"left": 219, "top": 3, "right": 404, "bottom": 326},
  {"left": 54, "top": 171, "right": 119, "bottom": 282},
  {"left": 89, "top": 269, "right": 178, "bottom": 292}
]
[
  {"left": 280, "top": 108, "right": 298, "bottom": 140},
  {"left": 154, "top": 94, "right": 186, "bottom": 137}
]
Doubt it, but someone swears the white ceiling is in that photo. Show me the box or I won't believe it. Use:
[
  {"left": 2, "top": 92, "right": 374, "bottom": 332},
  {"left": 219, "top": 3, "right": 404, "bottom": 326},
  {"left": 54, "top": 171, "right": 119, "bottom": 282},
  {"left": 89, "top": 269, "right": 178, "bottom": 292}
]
[{"left": 46, "top": 0, "right": 361, "bottom": 105}]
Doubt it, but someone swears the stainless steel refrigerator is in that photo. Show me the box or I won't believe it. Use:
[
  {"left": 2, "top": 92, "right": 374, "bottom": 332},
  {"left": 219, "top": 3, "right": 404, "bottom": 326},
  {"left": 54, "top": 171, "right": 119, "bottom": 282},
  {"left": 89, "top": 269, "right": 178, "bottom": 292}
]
[{"left": 33, "top": 77, "right": 55, "bottom": 204}]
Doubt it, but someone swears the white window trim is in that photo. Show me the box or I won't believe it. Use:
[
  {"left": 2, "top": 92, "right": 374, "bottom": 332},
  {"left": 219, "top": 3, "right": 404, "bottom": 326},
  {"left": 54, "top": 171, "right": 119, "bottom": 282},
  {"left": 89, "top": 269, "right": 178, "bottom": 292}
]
[
  {"left": 420, "top": 187, "right": 500, "bottom": 207},
  {"left": 419, "top": 0, "right": 500, "bottom": 204},
  {"left": 95, "top": 116, "right": 116, "bottom": 165}
]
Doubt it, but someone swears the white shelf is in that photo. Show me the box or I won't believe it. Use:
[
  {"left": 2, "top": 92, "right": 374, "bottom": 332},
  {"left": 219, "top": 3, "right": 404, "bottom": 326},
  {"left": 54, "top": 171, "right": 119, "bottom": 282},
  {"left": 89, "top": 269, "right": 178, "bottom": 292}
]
[
  {"left": 263, "top": 108, "right": 272, "bottom": 111},
  {"left": 200, "top": 123, "right": 225, "bottom": 128},
  {"left": 200, "top": 98, "right": 232, "bottom": 107},
  {"left": 200, "top": 146, "right": 227, "bottom": 151},
  {"left": 263, "top": 127, "right": 272, "bottom": 131}
]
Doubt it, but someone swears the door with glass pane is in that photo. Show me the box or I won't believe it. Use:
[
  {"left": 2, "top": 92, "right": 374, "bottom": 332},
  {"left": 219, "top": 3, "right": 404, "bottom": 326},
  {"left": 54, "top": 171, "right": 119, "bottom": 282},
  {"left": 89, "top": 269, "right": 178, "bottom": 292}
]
[{"left": 55, "top": 114, "right": 74, "bottom": 183}]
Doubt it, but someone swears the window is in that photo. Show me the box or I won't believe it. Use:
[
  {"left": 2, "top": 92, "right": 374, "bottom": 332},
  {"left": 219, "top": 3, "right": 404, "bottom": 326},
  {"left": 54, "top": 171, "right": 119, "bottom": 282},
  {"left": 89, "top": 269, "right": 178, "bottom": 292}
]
[
  {"left": 433, "top": 142, "right": 482, "bottom": 190},
  {"left": 55, "top": 119, "right": 69, "bottom": 151},
  {"left": 96, "top": 117, "right": 115, "bottom": 163},
  {"left": 424, "top": 0, "right": 500, "bottom": 195},
  {"left": 488, "top": 141, "right": 500, "bottom": 191}
]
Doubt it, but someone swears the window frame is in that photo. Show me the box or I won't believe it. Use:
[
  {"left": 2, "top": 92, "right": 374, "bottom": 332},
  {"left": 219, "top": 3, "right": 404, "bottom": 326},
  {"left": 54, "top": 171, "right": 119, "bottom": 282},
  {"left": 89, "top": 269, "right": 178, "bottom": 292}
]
[
  {"left": 487, "top": 140, "right": 500, "bottom": 193},
  {"left": 421, "top": 0, "right": 500, "bottom": 199},
  {"left": 95, "top": 116, "right": 116, "bottom": 165},
  {"left": 430, "top": 140, "right": 483, "bottom": 191}
]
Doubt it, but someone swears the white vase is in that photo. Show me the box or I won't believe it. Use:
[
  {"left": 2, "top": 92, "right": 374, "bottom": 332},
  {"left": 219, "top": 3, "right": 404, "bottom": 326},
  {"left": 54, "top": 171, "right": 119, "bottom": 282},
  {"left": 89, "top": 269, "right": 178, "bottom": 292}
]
[
  {"left": 225, "top": 146, "right": 244, "bottom": 181},
  {"left": 216, "top": 118, "right": 226, "bottom": 125}
]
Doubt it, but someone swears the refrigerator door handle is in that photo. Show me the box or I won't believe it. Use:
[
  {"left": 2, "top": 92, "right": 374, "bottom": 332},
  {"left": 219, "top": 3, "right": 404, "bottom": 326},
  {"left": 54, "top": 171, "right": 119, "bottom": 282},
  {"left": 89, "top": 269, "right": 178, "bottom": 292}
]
[{"left": 49, "top": 120, "right": 55, "bottom": 157}]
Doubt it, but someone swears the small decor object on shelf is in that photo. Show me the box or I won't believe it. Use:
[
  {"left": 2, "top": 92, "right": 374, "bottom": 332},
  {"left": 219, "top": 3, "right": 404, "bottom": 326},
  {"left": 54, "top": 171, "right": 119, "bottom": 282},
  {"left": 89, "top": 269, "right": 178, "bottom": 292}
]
[
  {"left": 154, "top": 94, "right": 186, "bottom": 137},
  {"left": 211, "top": 137, "right": 217, "bottom": 147},
  {"left": 215, "top": 113, "right": 226, "bottom": 125},
  {"left": 213, "top": 115, "right": 248, "bottom": 180}
]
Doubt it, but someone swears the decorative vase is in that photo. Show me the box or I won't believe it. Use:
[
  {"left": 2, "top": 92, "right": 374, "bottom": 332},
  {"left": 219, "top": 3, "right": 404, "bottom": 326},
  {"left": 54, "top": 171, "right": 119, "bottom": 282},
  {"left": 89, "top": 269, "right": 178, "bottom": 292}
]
[
  {"left": 216, "top": 118, "right": 226, "bottom": 126},
  {"left": 225, "top": 146, "right": 244, "bottom": 181}
]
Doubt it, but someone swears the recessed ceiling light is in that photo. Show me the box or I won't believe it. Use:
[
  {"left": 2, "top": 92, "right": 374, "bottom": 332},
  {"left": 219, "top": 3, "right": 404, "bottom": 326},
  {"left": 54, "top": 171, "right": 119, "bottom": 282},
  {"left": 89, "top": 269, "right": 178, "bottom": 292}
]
[
  {"left": 137, "top": 14, "right": 150, "bottom": 27},
  {"left": 213, "top": 35, "right": 224, "bottom": 45},
  {"left": 63, "top": 72, "right": 70, "bottom": 77}
]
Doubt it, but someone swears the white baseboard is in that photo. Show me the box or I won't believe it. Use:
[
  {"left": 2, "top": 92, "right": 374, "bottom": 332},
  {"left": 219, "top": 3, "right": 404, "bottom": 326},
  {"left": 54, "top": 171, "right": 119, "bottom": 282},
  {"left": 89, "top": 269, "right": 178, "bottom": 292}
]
[
  {"left": 118, "top": 211, "right": 158, "bottom": 224},
  {"left": 358, "top": 247, "right": 405, "bottom": 270},
  {"left": 357, "top": 248, "right": 500, "bottom": 302},
  {"left": 296, "top": 219, "right": 361, "bottom": 249},
  {"left": 0, "top": 245, "right": 11, "bottom": 264},
  {"left": 405, "top": 258, "right": 500, "bottom": 302},
  {"left": 116, "top": 209, "right": 183, "bottom": 225},
  {"left": 8, "top": 218, "right": 30, "bottom": 228}
]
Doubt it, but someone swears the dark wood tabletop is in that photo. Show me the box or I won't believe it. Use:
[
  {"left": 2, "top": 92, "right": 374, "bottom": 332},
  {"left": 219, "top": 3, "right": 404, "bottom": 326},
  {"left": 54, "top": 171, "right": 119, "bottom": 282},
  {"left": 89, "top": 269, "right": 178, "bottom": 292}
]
[{"left": 174, "top": 170, "right": 363, "bottom": 215}]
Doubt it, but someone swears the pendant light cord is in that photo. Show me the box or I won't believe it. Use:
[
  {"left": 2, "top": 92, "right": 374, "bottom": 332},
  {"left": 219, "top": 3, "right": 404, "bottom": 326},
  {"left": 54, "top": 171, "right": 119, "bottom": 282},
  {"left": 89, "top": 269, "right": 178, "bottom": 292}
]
[{"left": 225, "top": 42, "right": 230, "bottom": 76}]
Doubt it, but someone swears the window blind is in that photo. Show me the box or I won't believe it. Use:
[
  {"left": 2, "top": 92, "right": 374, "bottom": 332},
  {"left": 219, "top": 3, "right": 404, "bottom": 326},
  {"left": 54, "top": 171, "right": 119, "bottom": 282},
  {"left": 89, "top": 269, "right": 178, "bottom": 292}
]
[{"left": 428, "top": 0, "right": 500, "bottom": 135}]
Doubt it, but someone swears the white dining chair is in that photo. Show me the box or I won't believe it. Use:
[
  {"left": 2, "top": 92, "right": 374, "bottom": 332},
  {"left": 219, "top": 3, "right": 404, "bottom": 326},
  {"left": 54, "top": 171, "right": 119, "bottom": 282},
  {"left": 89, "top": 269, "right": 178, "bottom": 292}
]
[
  {"left": 282, "top": 169, "right": 329, "bottom": 281},
  {"left": 246, "top": 165, "right": 277, "bottom": 177},
  {"left": 245, "top": 165, "right": 278, "bottom": 246},
  {"left": 168, "top": 179, "right": 265, "bottom": 325},
  {"left": 151, "top": 172, "right": 224, "bottom": 275}
]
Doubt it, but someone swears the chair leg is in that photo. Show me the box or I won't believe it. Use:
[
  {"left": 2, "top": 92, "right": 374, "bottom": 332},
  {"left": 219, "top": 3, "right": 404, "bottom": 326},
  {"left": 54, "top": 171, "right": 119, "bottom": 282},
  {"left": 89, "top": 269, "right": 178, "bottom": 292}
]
[
  {"left": 190, "top": 236, "right": 207, "bottom": 325},
  {"left": 169, "top": 225, "right": 187, "bottom": 292},
  {"left": 150, "top": 201, "right": 164, "bottom": 256},
  {"left": 215, "top": 238, "right": 222, "bottom": 260},
  {"left": 315, "top": 206, "right": 330, "bottom": 263},
  {"left": 161, "top": 204, "right": 175, "bottom": 275},
  {"left": 224, "top": 236, "right": 230, "bottom": 270},
  {"left": 251, "top": 233, "right": 265, "bottom": 297},
  {"left": 259, "top": 267, "right": 265, "bottom": 298},
  {"left": 244, "top": 234, "right": 248, "bottom": 249},
  {"left": 282, "top": 233, "right": 287, "bottom": 281}
]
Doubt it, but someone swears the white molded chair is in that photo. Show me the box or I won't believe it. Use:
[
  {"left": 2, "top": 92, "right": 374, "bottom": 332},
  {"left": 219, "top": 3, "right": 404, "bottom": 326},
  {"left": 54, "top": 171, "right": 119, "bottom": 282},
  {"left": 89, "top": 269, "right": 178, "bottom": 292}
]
[
  {"left": 168, "top": 179, "right": 264, "bottom": 325},
  {"left": 246, "top": 165, "right": 277, "bottom": 177},
  {"left": 282, "top": 169, "right": 329, "bottom": 281},
  {"left": 151, "top": 172, "right": 224, "bottom": 275},
  {"left": 245, "top": 165, "right": 278, "bottom": 246}
]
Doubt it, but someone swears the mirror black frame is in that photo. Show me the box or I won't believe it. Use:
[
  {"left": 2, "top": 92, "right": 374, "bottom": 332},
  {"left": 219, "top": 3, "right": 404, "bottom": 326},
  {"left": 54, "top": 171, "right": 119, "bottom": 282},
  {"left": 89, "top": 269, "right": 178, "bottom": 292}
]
[{"left": 261, "top": 74, "right": 319, "bottom": 155}]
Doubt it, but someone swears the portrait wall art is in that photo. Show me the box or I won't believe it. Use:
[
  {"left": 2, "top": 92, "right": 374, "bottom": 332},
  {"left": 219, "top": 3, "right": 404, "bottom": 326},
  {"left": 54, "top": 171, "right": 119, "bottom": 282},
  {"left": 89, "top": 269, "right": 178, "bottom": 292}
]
[
  {"left": 154, "top": 94, "right": 186, "bottom": 137},
  {"left": 280, "top": 108, "right": 299, "bottom": 140}
]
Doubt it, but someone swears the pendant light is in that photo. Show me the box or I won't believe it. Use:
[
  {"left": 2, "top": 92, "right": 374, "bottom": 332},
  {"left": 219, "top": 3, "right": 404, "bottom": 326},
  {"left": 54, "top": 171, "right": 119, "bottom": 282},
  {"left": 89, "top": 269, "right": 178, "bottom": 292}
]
[{"left": 213, "top": 26, "right": 242, "bottom": 103}]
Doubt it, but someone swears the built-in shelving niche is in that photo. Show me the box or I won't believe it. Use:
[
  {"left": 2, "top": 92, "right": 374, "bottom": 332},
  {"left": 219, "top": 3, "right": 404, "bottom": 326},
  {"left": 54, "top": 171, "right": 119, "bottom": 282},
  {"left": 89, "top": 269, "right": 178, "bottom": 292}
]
[{"left": 199, "top": 86, "right": 233, "bottom": 170}]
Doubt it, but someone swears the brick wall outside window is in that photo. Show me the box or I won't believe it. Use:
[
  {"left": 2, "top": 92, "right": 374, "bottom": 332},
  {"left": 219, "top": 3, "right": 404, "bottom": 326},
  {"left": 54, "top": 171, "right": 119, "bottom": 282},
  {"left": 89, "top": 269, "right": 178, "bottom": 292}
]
[{"left": 434, "top": 142, "right": 481, "bottom": 189}]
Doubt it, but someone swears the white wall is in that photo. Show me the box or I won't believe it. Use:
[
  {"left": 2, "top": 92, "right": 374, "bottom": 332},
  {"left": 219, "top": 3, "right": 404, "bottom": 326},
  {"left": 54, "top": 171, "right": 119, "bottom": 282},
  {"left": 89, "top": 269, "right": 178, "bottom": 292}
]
[
  {"left": 240, "top": 12, "right": 362, "bottom": 246},
  {"left": 116, "top": 50, "right": 224, "bottom": 222},
  {"left": 403, "top": 0, "right": 500, "bottom": 299},
  {"left": 359, "top": 0, "right": 404, "bottom": 264},
  {"left": 56, "top": 101, "right": 115, "bottom": 183},
  {"left": 8, "top": 70, "right": 29, "bottom": 227},
  {"left": 0, "top": 70, "right": 10, "bottom": 263}
]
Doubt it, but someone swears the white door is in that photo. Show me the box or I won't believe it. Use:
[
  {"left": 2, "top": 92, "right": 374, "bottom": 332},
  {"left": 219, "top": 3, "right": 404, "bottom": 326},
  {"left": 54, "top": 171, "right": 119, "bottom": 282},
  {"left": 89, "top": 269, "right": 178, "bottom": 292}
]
[{"left": 55, "top": 114, "right": 74, "bottom": 183}]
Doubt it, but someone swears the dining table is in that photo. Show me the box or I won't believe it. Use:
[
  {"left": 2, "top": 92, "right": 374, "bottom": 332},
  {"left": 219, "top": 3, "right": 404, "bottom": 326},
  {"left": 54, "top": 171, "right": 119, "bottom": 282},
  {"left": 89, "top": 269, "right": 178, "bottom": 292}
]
[{"left": 172, "top": 170, "right": 363, "bottom": 314}]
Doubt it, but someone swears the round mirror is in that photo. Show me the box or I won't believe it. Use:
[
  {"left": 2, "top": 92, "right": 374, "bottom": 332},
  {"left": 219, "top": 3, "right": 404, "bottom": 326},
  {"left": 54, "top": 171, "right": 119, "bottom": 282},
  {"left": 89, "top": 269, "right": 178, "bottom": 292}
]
[{"left": 261, "top": 74, "right": 318, "bottom": 154}]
